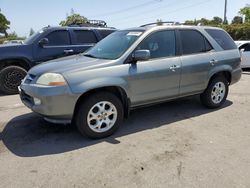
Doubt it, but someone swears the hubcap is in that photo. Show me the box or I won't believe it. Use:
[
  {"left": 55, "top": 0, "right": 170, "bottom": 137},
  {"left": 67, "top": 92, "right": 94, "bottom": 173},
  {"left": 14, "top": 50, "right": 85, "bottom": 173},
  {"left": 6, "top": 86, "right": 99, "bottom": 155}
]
[
  {"left": 87, "top": 101, "right": 117, "bottom": 133},
  {"left": 4, "top": 70, "right": 26, "bottom": 90},
  {"left": 211, "top": 81, "right": 226, "bottom": 104}
]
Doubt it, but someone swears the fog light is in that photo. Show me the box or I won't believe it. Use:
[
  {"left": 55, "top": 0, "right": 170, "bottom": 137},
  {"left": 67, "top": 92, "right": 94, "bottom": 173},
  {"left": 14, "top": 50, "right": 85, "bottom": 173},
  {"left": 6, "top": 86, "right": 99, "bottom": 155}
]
[{"left": 33, "top": 97, "right": 41, "bottom": 105}]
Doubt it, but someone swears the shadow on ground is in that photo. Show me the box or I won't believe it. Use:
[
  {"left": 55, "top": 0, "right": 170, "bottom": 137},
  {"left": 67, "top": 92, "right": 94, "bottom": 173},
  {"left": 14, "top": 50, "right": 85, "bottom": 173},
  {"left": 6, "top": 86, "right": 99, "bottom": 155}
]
[
  {"left": 242, "top": 68, "right": 250, "bottom": 74},
  {"left": 0, "top": 97, "right": 233, "bottom": 157}
]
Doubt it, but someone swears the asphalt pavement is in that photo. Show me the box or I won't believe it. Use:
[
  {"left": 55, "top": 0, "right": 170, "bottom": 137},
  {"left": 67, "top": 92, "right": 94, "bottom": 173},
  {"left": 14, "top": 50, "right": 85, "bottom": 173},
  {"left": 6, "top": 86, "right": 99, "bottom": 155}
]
[{"left": 0, "top": 73, "right": 250, "bottom": 188}]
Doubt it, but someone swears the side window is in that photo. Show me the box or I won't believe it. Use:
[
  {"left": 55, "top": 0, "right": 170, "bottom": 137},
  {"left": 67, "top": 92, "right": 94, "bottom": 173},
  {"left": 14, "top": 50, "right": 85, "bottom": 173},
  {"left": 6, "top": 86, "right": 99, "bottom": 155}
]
[
  {"left": 205, "top": 38, "right": 213, "bottom": 51},
  {"left": 239, "top": 43, "right": 250, "bottom": 51},
  {"left": 73, "top": 30, "right": 97, "bottom": 44},
  {"left": 180, "top": 30, "right": 208, "bottom": 55},
  {"left": 205, "top": 29, "right": 237, "bottom": 50},
  {"left": 45, "top": 30, "right": 70, "bottom": 46},
  {"left": 137, "top": 30, "right": 176, "bottom": 59}
]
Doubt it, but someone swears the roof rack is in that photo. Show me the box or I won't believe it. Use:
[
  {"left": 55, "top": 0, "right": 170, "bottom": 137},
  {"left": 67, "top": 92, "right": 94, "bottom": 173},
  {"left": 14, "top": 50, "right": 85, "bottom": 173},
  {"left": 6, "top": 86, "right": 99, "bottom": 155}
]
[
  {"left": 140, "top": 21, "right": 181, "bottom": 27},
  {"left": 69, "top": 20, "right": 108, "bottom": 28}
]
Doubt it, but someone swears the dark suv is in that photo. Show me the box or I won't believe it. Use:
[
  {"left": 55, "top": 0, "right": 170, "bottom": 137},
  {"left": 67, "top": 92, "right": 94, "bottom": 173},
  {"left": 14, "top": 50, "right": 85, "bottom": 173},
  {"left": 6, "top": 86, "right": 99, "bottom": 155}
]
[{"left": 0, "top": 26, "right": 116, "bottom": 94}]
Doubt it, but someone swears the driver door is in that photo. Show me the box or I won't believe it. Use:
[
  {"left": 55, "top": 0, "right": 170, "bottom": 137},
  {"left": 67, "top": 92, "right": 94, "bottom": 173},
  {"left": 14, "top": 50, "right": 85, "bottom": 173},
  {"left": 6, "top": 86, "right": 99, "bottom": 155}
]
[{"left": 127, "top": 30, "right": 182, "bottom": 106}]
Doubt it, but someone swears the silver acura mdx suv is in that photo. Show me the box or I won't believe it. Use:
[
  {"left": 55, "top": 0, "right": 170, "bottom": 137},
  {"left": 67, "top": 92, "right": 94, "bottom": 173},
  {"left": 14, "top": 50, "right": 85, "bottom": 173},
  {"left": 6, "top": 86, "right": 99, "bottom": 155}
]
[{"left": 19, "top": 23, "right": 242, "bottom": 138}]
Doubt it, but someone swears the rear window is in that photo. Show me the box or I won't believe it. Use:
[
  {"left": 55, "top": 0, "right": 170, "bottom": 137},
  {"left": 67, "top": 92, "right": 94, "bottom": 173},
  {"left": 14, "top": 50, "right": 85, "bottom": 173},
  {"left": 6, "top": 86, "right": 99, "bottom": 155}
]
[
  {"left": 205, "top": 29, "right": 237, "bottom": 50},
  {"left": 73, "top": 30, "right": 97, "bottom": 44}
]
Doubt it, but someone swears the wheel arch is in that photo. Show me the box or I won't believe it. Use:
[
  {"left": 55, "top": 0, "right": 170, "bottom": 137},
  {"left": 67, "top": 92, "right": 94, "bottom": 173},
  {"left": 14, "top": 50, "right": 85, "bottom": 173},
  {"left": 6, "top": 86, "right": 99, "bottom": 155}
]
[
  {"left": 0, "top": 58, "right": 32, "bottom": 71},
  {"left": 207, "top": 66, "right": 232, "bottom": 87},
  {"left": 73, "top": 86, "right": 131, "bottom": 121},
  {"left": 208, "top": 71, "right": 232, "bottom": 85}
]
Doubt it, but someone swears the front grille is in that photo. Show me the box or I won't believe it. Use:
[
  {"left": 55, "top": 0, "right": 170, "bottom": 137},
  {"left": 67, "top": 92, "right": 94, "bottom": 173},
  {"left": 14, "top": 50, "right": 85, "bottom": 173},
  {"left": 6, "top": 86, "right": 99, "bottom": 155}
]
[{"left": 24, "top": 74, "right": 36, "bottom": 84}]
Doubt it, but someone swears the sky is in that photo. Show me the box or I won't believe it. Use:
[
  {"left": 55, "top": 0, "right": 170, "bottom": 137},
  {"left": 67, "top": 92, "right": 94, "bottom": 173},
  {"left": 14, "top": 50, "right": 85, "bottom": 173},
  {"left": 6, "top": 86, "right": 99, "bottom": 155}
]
[{"left": 0, "top": 0, "right": 249, "bottom": 37}]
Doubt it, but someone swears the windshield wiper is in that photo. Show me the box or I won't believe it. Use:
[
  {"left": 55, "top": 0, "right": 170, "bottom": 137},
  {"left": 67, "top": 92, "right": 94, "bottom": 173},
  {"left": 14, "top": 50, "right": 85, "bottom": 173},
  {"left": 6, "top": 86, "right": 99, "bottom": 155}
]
[{"left": 84, "top": 54, "right": 97, "bottom": 58}]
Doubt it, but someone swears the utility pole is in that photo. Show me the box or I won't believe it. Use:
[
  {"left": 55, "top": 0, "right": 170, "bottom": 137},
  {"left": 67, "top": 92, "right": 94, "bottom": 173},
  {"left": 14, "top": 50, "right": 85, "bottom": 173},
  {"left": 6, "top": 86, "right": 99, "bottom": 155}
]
[{"left": 223, "top": 0, "right": 228, "bottom": 24}]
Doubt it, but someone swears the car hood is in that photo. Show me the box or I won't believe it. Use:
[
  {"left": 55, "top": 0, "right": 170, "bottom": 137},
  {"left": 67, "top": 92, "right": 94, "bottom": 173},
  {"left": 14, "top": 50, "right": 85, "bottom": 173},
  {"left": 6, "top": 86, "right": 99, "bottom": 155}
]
[
  {"left": 29, "top": 54, "right": 114, "bottom": 76},
  {"left": 0, "top": 43, "right": 23, "bottom": 47},
  {"left": 0, "top": 43, "right": 25, "bottom": 50},
  {"left": 0, "top": 43, "right": 31, "bottom": 60}
]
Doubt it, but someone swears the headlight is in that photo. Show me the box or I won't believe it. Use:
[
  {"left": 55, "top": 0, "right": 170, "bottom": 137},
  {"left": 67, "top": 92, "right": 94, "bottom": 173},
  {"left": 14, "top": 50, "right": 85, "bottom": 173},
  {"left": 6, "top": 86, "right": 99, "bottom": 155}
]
[{"left": 36, "top": 73, "right": 67, "bottom": 86}]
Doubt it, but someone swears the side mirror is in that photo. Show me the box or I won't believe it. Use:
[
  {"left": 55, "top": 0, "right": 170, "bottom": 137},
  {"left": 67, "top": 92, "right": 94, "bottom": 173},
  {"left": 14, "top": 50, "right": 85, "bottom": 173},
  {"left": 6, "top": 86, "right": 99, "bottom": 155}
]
[
  {"left": 38, "top": 38, "right": 49, "bottom": 47},
  {"left": 240, "top": 48, "right": 245, "bottom": 53},
  {"left": 133, "top": 50, "right": 150, "bottom": 62}
]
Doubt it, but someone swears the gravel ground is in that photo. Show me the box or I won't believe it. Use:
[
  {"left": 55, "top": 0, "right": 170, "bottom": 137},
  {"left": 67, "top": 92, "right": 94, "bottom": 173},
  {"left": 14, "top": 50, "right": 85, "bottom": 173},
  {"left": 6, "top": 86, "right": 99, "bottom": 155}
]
[{"left": 0, "top": 73, "right": 250, "bottom": 188}]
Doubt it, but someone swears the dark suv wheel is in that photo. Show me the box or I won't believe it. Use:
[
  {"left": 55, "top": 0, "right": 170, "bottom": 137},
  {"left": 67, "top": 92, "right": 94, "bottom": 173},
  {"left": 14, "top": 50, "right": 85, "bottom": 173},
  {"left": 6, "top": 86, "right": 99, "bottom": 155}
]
[
  {"left": 200, "top": 76, "right": 229, "bottom": 108},
  {"left": 75, "top": 92, "right": 124, "bottom": 138},
  {"left": 0, "top": 66, "right": 27, "bottom": 95}
]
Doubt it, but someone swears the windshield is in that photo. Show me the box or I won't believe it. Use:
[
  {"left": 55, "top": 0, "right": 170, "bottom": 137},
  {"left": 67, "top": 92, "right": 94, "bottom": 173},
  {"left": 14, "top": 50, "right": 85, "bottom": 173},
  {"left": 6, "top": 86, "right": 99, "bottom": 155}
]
[
  {"left": 84, "top": 30, "right": 143, "bottom": 60},
  {"left": 24, "top": 29, "right": 45, "bottom": 44}
]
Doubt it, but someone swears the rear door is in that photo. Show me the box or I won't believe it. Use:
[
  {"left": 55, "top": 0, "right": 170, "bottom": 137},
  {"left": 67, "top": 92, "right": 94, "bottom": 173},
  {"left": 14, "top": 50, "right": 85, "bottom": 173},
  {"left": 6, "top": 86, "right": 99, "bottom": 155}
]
[
  {"left": 34, "top": 30, "right": 72, "bottom": 62},
  {"left": 70, "top": 29, "right": 98, "bottom": 54},
  {"left": 178, "top": 29, "right": 215, "bottom": 95}
]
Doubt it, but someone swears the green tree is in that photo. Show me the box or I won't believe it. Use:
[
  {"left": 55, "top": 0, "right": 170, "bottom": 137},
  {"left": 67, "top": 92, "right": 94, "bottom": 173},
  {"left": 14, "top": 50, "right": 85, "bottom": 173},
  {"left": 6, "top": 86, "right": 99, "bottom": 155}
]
[
  {"left": 210, "top": 16, "right": 223, "bottom": 25},
  {"left": 240, "top": 5, "right": 250, "bottom": 23},
  {"left": 184, "top": 20, "right": 196, "bottom": 25},
  {"left": 0, "top": 12, "right": 10, "bottom": 37},
  {"left": 231, "top": 16, "right": 243, "bottom": 24},
  {"left": 222, "top": 23, "right": 250, "bottom": 40},
  {"left": 60, "top": 13, "right": 88, "bottom": 26},
  {"left": 7, "top": 32, "right": 17, "bottom": 39},
  {"left": 29, "top": 28, "right": 35, "bottom": 36}
]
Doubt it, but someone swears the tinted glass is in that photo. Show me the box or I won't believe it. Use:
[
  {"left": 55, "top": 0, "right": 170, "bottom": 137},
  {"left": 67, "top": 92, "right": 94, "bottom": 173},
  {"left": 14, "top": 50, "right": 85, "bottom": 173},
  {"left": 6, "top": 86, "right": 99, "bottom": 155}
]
[
  {"left": 98, "top": 30, "right": 115, "bottom": 38},
  {"left": 84, "top": 30, "right": 143, "bottom": 60},
  {"left": 137, "top": 30, "right": 176, "bottom": 59},
  {"left": 74, "top": 30, "right": 97, "bottom": 44},
  {"left": 205, "top": 29, "right": 237, "bottom": 50},
  {"left": 239, "top": 43, "right": 250, "bottom": 51},
  {"left": 205, "top": 38, "right": 213, "bottom": 51},
  {"left": 180, "top": 30, "right": 206, "bottom": 55},
  {"left": 46, "top": 30, "right": 70, "bottom": 46}
]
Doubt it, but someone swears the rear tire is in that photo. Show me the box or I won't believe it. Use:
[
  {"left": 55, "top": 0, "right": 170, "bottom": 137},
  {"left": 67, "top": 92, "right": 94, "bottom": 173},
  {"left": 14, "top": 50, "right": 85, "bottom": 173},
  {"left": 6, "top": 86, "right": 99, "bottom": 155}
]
[
  {"left": 75, "top": 92, "right": 124, "bottom": 139},
  {"left": 200, "top": 76, "right": 229, "bottom": 109},
  {"left": 0, "top": 66, "right": 27, "bottom": 95}
]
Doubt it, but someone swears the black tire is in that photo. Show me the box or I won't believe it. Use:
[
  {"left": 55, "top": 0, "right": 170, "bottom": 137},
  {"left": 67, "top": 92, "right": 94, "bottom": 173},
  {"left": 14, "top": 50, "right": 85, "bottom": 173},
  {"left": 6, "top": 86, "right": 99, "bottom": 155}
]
[
  {"left": 0, "top": 66, "right": 27, "bottom": 95},
  {"left": 75, "top": 92, "right": 124, "bottom": 139},
  {"left": 200, "top": 76, "right": 229, "bottom": 109}
]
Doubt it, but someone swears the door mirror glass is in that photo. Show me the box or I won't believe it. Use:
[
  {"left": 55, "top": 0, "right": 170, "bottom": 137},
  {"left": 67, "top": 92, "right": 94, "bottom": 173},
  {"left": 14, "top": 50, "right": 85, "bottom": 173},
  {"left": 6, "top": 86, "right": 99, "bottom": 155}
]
[
  {"left": 133, "top": 50, "right": 150, "bottom": 61},
  {"left": 38, "top": 38, "right": 49, "bottom": 47}
]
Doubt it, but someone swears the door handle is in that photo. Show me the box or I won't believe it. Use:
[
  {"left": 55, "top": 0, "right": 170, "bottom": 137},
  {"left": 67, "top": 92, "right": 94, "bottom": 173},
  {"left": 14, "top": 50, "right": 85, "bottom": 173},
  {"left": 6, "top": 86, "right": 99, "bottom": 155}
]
[
  {"left": 64, "top": 49, "right": 74, "bottom": 54},
  {"left": 169, "top": 65, "right": 180, "bottom": 72},
  {"left": 210, "top": 59, "right": 218, "bottom": 66}
]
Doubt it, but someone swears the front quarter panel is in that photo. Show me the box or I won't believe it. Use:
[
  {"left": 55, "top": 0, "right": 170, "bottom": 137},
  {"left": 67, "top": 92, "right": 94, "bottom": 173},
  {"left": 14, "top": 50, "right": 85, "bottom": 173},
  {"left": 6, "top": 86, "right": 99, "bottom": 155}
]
[{"left": 63, "top": 63, "right": 131, "bottom": 97}]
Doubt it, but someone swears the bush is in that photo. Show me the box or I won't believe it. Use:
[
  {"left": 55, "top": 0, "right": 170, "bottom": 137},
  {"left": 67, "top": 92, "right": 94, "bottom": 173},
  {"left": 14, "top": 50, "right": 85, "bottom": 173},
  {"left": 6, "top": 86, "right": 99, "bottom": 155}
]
[
  {"left": 222, "top": 23, "right": 250, "bottom": 40},
  {"left": 0, "top": 32, "right": 25, "bottom": 44}
]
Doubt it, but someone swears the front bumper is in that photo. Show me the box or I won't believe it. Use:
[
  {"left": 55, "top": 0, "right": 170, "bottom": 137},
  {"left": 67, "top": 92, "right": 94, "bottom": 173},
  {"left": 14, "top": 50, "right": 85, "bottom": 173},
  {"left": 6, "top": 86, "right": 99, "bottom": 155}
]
[{"left": 19, "top": 83, "right": 79, "bottom": 123}]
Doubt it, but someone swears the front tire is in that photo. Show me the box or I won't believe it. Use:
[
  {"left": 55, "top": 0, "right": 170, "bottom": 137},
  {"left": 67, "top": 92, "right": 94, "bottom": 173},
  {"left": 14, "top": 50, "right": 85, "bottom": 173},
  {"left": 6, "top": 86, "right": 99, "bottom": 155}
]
[
  {"left": 75, "top": 92, "right": 124, "bottom": 139},
  {"left": 0, "top": 66, "right": 27, "bottom": 95},
  {"left": 200, "top": 76, "right": 229, "bottom": 109}
]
